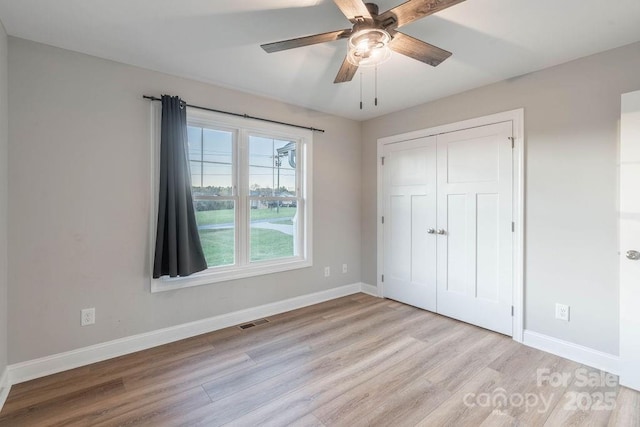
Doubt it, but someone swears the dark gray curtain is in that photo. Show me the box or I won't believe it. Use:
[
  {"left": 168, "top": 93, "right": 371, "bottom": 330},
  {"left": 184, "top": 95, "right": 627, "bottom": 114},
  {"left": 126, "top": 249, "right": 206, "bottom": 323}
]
[{"left": 153, "top": 95, "right": 207, "bottom": 278}]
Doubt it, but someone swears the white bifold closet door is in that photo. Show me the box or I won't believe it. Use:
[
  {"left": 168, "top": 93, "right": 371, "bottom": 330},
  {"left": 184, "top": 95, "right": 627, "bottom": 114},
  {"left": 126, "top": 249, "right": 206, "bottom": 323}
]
[
  {"left": 382, "top": 121, "right": 514, "bottom": 336},
  {"left": 383, "top": 137, "right": 438, "bottom": 311},
  {"left": 435, "top": 121, "right": 513, "bottom": 335}
]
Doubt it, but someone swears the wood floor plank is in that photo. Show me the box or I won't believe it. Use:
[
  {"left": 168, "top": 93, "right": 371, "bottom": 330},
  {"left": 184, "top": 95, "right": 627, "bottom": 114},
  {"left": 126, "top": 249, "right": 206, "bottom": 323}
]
[
  {"left": 499, "top": 352, "right": 581, "bottom": 426},
  {"left": 408, "top": 312, "right": 465, "bottom": 344},
  {"left": 206, "top": 299, "right": 387, "bottom": 359},
  {"left": 0, "top": 379, "right": 126, "bottom": 427},
  {"left": 228, "top": 312, "right": 464, "bottom": 426},
  {"left": 344, "top": 333, "right": 517, "bottom": 427},
  {"left": 203, "top": 304, "right": 429, "bottom": 403},
  {"left": 267, "top": 295, "right": 365, "bottom": 323},
  {"left": 221, "top": 336, "right": 432, "bottom": 427},
  {"left": 122, "top": 347, "right": 254, "bottom": 392},
  {"left": 1, "top": 293, "right": 638, "bottom": 426},
  {"left": 608, "top": 386, "right": 640, "bottom": 426},
  {"left": 489, "top": 342, "right": 556, "bottom": 384},
  {"left": 91, "top": 386, "right": 211, "bottom": 427},
  {"left": 543, "top": 365, "right": 619, "bottom": 427},
  {"left": 424, "top": 333, "right": 518, "bottom": 394},
  {"left": 31, "top": 352, "right": 254, "bottom": 426},
  {"left": 478, "top": 411, "right": 517, "bottom": 426},
  {"left": 244, "top": 301, "right": 417, "bottom": 363},
  {"left": 2, "top": 332, "right": 217, "bottom": 414},
  {"left": 173, "top": 335, "right": 430, "bottom": 426},
  {"left": 312, "top": 326, "right": 490, "bottom": 425},
  {"left": 416, "top": 367, "right": 506, "bottom": 427},
  {"left": 286, "top": 413, "right": 326, "bottom": 427}
]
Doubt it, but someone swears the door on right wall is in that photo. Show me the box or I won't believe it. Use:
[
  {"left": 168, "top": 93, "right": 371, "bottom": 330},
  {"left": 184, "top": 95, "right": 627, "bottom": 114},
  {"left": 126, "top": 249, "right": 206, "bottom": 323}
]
[
  {"left": 620, "top": 90, "right": 640, "bottom": 391},
  {"left": 382, "top": 121, "right": 514, "bottom": 336}
]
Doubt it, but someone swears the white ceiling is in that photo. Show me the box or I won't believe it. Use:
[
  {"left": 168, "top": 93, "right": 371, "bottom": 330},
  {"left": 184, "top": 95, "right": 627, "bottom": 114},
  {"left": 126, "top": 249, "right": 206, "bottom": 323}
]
[{"left": 0, "top": 0, "right": 639, "bottom": 120}]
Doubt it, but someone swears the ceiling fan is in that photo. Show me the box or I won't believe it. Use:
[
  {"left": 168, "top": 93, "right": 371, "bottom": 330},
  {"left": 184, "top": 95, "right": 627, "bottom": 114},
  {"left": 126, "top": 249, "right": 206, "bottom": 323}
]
[{"left": 261, "top": 0, "right": 466, "bottom": 84}]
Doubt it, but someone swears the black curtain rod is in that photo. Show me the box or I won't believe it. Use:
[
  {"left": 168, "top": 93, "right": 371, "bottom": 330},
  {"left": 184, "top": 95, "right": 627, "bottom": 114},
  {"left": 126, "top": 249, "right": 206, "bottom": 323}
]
[{"left": 143, "top": 95, "right": 325, "bottom": 133}]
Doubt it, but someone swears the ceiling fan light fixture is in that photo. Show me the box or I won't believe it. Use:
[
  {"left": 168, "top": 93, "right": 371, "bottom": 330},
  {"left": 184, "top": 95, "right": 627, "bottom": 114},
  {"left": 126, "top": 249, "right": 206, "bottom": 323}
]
[{"left": 347, "top": 28, "right": 392, "bottom": 67}]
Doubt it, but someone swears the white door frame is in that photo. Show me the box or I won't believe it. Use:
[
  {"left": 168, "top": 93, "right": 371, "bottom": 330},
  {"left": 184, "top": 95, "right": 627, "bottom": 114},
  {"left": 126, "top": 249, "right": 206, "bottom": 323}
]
[{"left": 376, "top": 108, "right": 525, "bottom": 342}]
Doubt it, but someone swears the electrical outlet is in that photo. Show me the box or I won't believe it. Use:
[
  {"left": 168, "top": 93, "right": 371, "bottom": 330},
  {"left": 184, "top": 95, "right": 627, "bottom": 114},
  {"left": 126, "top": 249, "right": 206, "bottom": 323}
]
[
  {"left": 342, "top": 264, "right": 348, "bottom": 274},
  {"left": 555, "top": 303, "right": 570, "bottom": 321},
  {"left": 81, "top": 308, "right": 95, "bottom": 326},
  {"left": 324, "top": 266, "right": 331, "bottom": 277}
]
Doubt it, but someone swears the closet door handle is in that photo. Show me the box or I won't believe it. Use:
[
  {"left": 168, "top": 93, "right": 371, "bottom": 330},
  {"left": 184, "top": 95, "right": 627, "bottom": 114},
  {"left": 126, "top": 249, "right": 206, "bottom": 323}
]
[
  {"left": 427, "top": 228, "right": 436, "bottom": 234},
  {"left": 436, "top": 229, "right": 446, "bottom": 235}
]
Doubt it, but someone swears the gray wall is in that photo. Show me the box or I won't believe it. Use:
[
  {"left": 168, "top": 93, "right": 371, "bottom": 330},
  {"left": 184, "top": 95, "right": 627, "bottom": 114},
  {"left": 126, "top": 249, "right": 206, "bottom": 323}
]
[
  {"left": 362, "top": 41, "right": 640, "bottom": 355},
  {"left": 7, "top": 37, "right": 362, "bottom": 364},
  {"left": 0, "top": 20, "right": 8, "bottom": 377}
]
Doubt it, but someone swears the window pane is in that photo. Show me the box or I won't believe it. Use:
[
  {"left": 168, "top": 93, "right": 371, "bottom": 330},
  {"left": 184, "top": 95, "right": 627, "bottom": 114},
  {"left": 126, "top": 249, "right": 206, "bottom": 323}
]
[
  {"left": 203, "top": 129, "right": 232, "bottom": 163},
  {"left": 194, "top": 200, "right": 235, "bottom": 267},
  {"left": 202, "top": 162, "right": 232, "bottom": 196},
  {"left": 249, "top": 136, "right": 297, "bottom": 197},
  {"left": 189, "top": 127, "right": 234, "bottom": 197},
  {"left": 187, "top": 126, "right": 202, "bottom": 161},
  {"left": 190, "top": 161, "right": 202, "bottom": 189},
  {"left": 250, "top": 202, "right": 297, "bottom": 262}
]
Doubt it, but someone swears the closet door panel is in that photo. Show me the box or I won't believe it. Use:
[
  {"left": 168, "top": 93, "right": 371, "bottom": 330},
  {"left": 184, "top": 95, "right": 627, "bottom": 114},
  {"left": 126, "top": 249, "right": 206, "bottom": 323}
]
[
  {"left": 436, "top": 121, "right": 513, "bottom": 336},
  {"left": 382, "top": 137, "right": 437, "bottom": 311}
]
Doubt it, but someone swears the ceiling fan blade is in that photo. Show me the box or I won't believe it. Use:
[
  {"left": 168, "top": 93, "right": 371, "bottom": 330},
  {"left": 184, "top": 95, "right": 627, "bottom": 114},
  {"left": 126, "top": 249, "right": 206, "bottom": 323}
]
[
  {"left": 333, "top": 0, "right": 373, "bottom": 23},
  {"left": 261, "top": 29, "right": 352, "bottom": 53},
  {"left": 334, "top": 56, "right": 359, "bottom": 83},
  {"left": 388, "top": 31, "right": 451, "bottom": 66},
  {"left": 379, "top": 0, "right": 466, "bottom": 29}
]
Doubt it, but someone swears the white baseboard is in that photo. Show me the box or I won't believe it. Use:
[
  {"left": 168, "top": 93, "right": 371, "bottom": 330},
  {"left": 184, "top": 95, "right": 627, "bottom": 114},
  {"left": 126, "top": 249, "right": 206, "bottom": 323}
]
[
  {"left": 523, "top": 330, "right": 620, "bottom": 375},
  {"left": 360, "top": 283, "right": 380, "bottom": 297},
  {"left": 8, "top": 283, "right": 366, "bottom": 386},
  {"left": 0, "top": 367, "right": 10, "bottom": 412}
]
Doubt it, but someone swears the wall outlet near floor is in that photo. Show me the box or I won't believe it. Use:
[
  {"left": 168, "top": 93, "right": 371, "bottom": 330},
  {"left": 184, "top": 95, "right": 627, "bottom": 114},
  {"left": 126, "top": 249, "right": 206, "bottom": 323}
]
[
  {"left": 81, "top": 308, "right": 95, "bottom": 326},
  {"left": 342, "top": 264, "right": 348, "bottom": 274},
  {"left": 555, "top": 303, "right": 570, "bottom": 321},
  {"left": 324, "top": 266, "right": 331, "bottom": 277}
]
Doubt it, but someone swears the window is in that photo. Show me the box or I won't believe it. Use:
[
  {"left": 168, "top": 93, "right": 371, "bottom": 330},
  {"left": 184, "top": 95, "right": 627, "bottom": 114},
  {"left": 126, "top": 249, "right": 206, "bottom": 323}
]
[{"left": 151, "top": 107, "right": 312, "bottom": 292}]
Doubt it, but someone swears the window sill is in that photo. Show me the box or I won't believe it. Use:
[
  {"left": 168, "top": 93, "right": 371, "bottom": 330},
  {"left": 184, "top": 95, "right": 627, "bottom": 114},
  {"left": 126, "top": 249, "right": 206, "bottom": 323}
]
[{"left": 150, "top": 258, "right": 312, "bottom": 293}]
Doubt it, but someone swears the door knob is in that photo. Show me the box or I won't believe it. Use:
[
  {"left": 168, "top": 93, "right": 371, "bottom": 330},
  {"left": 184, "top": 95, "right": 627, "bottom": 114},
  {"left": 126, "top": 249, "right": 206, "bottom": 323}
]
[
  {"left": 436, "top": 229, "right": 446, "bottom": 235},
  {"left": 627, "top": 250, "right": 640, "bottom": 260},
  {"left": 427, "top": 228, "right": 435, "bottom": 234}
]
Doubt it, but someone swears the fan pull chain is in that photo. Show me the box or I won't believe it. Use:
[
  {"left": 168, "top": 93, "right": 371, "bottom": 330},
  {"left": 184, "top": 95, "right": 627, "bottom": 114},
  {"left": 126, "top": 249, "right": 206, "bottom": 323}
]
[
  {"left": 359, "top": 72, "right": 363, "bottom": 110},
  {"left": 375, "top": 65, "right": 378, "bottom": 107}
]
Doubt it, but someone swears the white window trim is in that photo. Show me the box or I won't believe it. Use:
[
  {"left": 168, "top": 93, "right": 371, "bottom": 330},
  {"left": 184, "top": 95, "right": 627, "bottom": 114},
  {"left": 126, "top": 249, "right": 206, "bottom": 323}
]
[{"left": 149, "top": 104, "right": 313, "bottom": 293}]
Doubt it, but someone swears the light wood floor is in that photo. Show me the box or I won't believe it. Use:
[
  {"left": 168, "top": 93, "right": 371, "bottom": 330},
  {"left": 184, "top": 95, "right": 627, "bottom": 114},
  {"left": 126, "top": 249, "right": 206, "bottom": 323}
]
[{"left": 1, "top": 294, "right": 639, "bottom": 426}]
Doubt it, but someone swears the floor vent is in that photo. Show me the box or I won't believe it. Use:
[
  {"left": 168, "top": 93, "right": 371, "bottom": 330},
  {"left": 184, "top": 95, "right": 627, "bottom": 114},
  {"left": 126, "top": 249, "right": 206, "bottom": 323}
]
[{"left": 238, "top": 318, "right": 270, "bottom": 330}]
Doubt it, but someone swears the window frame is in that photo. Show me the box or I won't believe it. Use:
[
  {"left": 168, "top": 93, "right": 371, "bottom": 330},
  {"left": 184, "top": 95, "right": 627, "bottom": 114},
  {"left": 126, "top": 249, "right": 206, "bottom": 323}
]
[{"left": 150, "top": 105, "right": 313, "bottom": 293}]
